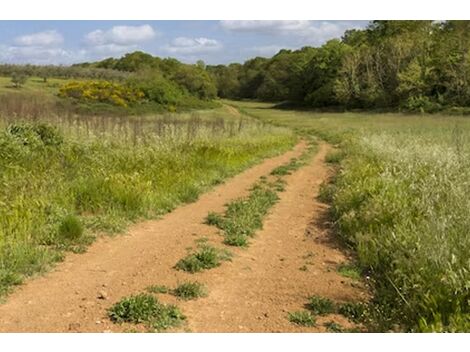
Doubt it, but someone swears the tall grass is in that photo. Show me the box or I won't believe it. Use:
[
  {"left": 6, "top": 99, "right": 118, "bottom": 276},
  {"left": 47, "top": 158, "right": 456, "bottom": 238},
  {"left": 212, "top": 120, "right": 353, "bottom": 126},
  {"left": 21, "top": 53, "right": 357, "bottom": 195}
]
[
  {"left": 0, "top": 105, "right": 295, "bottom": 296},
  {"left": 231, "top": 100, "right": 470, "bottom": 332}
]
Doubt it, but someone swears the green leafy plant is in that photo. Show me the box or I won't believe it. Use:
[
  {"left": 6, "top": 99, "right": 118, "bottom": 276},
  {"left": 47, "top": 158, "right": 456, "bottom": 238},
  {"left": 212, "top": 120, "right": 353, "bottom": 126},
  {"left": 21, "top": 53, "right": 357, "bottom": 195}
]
[
  {"left": 58, "top": 215, "right": 84, "bottom": 240},
  {"left": 288, "top": 311, "right": 316, "bottom": 327},
  {"left": 175, "top": 245, "right": 232, "bottom": 273},
  {"left": 306, "top": 296, "right": 335, "bottom": 315},
  {"left": 108, "top": 293, "right": 185, "bottom": 331},
  {"left": 172, "top": 281, "right": 208, "bottom": 300}
]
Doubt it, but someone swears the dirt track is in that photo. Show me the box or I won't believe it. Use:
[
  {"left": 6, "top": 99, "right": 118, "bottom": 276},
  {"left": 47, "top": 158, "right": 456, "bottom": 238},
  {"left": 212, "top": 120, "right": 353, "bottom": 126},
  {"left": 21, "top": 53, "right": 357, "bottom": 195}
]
[{"left": 0, "top": 141, "right": 367, "bottom": 332}]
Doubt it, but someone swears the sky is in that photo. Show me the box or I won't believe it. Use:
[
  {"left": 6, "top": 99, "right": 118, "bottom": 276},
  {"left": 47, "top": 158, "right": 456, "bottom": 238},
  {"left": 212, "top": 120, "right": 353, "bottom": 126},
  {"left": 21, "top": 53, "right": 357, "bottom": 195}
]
[{"left": 0, "top": 21, "right": 369, "bottom": 65}]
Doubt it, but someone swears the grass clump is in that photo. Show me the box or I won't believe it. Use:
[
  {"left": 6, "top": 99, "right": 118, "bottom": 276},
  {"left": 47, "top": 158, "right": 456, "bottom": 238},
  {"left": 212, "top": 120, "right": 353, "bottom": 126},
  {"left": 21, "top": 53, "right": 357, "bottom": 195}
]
[
  {"left": 175, "top": 244, "right": 232, "bottom": 273},
  {"left": 57, "top": 215, "right": 84, "bottom": 240},
  {"left": 270, "top": 158, "right": 301, "bottom": 176},
  {"left": 337, "top": 263, "right": 361, "bottom": 280},
  {"left": 108, "top": 293, "right": 185, "bottom": 331},
  {"left": 205, "top": 183, "right": 279, "bottom": 247},
  {"left": 288, "top": 311, "right": 316, "bottom": 327},
  {"left": 306, "top": 296, "right": 335, "bottom": 316},
  {"left": 172, "top": 281, "right": 208, "bottom": 300}
]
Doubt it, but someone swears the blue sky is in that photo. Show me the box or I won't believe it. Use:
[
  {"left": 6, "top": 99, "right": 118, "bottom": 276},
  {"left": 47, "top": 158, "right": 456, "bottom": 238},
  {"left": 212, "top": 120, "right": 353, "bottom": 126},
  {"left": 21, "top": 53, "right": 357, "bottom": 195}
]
[{"left": 0, "top": 21, "right": 369, "bottom": 65}]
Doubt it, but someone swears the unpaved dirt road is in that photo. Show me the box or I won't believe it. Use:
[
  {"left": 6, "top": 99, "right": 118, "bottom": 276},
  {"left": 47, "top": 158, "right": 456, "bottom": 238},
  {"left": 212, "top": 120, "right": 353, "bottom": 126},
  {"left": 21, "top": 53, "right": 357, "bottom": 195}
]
[{"left": 0, "top": 141, "right": 368, "bottom": 332}]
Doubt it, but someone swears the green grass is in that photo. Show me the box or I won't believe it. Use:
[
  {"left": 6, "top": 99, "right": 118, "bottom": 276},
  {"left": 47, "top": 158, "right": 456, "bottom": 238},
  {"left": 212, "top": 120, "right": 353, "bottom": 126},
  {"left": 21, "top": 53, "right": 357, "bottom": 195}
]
[
  {"left": 306, "top": 296, "right": 335, "bottom": 316},
  {"left": 172, "top": 281, "right": 208, "bottom": 300},
  {"left": 337, "top": 302, "right": 369, "bottom": 324},
  {"left": 0, "top": 106, "right": 295, "bottom": 297},
  {"left": 337, "top": 263, "right": 361, "bottom": 280},
  {"left": 175, "top": 244, "right": 232, "bottom": 273},
  {"left": 288, "top": 311, "right": 317, "bottom": 327},
  {"left": 57, "top": 215, "right": 83, "bottom": 241},
  {"left": 205, "top": 182, "right": 280, "bottom": 247},
  {"left": 229, "top": 100, "right": 470, "bottom": 332},
  {"left": 108, "top": 293, "right": 185, "bottom": 331}
]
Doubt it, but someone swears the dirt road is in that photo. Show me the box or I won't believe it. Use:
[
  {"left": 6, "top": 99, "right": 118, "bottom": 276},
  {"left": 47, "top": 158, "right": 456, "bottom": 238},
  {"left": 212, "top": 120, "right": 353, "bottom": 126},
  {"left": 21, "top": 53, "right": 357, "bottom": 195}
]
[{"left": 0, "top": 141, "right": 367, "bottom": 332}]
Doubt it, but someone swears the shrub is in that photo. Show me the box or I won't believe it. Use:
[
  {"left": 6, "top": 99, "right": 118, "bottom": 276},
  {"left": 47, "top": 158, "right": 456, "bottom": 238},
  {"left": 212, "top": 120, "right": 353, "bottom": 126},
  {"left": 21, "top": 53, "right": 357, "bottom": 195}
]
[{"left": 59, "top": 80, "right": 144, "bottom": 107}]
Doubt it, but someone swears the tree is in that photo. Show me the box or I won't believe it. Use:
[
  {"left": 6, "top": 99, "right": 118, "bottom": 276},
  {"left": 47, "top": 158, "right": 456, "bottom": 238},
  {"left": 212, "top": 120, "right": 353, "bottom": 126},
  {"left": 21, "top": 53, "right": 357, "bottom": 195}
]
[{"left": 11, "top": 72, "right": 28, "bottom": 88}]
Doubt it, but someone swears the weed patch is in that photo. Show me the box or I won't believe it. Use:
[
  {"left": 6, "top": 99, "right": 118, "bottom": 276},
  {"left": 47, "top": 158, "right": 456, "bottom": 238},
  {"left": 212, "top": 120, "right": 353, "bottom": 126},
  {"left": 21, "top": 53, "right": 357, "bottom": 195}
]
[
  {"left": 288, "top": 311, "right": 316, "bottom": 327},
  {"left": 306, "top": 296, "right": 335, "bottom": 316},
  {"left": 172, "top": 281, "right": 208, "bottom": 300},
  {"left": 175, "top": 244, "right": 232, "bottom": 273},
  {"left": 108, "top": 293, "right": 185, "bottom": 331}
]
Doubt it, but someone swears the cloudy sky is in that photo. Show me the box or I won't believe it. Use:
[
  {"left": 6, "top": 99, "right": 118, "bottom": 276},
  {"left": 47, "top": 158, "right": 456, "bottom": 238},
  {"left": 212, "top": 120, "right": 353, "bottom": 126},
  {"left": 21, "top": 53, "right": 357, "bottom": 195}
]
[{"left": 0, "top": 21, "right": 368, "bottom": 65}]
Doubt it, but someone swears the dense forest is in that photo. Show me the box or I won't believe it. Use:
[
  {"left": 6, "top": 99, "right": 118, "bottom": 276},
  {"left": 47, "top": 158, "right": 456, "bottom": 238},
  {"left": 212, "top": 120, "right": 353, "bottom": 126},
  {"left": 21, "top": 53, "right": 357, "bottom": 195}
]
[
  {"left": 208, "top": 20, "right": 470, "bottom": 113},
  {"left": 2, "top": 20, "right": 470, "bottom": 113}
]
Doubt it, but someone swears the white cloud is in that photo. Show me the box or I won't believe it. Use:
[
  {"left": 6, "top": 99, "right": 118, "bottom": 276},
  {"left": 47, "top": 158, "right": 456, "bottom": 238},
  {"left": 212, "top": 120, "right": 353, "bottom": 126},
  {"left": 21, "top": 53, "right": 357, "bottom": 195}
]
[
  {"left": 0, "top": 45, "right": 78, "bottom": 64},
  {"left": 13, "top": 30, "right": 63, "bottom": 47},
  {"left": 84, "top": 25, "right": 156, "bottom": 46},
  {"left": 220, "top": 20, "right": 365, "bottom": 44},
  {"left": 164, "top": 37, "right": 222, "bottom": 55}
]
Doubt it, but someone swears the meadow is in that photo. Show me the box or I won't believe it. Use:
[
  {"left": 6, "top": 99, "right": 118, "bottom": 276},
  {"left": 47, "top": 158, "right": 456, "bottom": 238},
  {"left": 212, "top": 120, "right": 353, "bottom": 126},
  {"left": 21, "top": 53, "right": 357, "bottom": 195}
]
[
  {"left": 0, "top": 100, "right": 295, "bottom": 297},
  {"left": 230, "top": 100, "right": 470, "bottom": 332}
]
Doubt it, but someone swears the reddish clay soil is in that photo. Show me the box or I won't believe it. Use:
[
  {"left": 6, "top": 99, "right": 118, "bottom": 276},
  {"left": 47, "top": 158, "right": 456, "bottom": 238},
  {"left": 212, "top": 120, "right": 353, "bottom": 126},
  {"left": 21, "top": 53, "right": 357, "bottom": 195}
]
[{"left": 0, "top": 141, "right": 368, "bottom": 332}]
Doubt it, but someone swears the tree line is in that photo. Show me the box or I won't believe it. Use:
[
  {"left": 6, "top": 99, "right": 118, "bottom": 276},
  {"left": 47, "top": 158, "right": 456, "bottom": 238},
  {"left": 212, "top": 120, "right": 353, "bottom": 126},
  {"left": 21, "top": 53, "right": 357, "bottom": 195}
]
[
  {"left": 208, "top": 21, "right": 470, "bottom": 112},
  {"left": 3, "top": 21, "right": 470, "bottom": 113}
]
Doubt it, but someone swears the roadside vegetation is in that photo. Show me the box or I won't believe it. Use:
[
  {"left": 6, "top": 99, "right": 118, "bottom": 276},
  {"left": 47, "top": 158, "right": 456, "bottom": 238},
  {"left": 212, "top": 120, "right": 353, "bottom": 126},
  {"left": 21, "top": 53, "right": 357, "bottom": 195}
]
[
  {"left": 232, "top": 100, "right": 470, "bottom": 332},
  {"left": 0, "top": 105, "right": 294, "bottom": 297},
  {"left": 108, "top": 293, "right": 185, "bottom": 331}
]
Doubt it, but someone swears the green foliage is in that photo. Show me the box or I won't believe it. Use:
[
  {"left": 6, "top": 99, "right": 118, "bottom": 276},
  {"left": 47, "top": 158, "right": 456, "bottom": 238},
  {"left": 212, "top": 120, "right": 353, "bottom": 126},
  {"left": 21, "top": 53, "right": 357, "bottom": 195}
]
[
  {"left": 6, "top": 122, "right": 63, "bottom": 146},
  {"left": 306, "top": 296, "right": 335, "bottom": 316},
  {"left": 108, "top": 293, "right": 185, "bottom": 331},
  {"left": 231, "top": 100, "right": 470, "bottom": 332},
  {"left": 172, "top": 281, "right": 208, "bottom": 300},
  {"left": 212, "top": 21, "right": 470, "bottom": 112},
  {"left": 0, "top": 112, "right": 294, "bottom": 297},
  {"left": 206, "top": 183, "right": 279, "bottom": 247},
  {"left": 288, "top": 311, "right": 317, "bottom": 327},
  {"left": 338, "top": 302, "right": 369, "bottom": 323},
  {"left": 337, "top": 263, "right": 361, "bottom": 280},
  {"left": 11, "top": 72, "right": 28, "bottom": 88},
  {"left": 175, "top": 245, "right": 232, "bottom": 273},
  {"left": 59, "top": 80, "right": 144, "bottom": 107},
  {"left": 57, "top": 215, "right": 83, "bottom": 240}
]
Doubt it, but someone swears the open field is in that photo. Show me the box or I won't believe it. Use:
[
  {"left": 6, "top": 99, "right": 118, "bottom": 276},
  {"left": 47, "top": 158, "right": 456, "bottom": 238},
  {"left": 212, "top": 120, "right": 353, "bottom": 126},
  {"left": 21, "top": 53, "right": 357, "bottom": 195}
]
[{"left": 229, "top": 100, "right": 470, "bottom": 332}]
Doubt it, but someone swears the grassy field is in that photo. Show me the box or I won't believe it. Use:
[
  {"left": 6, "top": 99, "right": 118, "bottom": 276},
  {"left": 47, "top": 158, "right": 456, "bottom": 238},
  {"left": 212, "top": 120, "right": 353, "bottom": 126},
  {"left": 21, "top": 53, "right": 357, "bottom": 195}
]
[
  {"left": 0, "top": 76, "right": 69, "bottom": 95},
  {"left": 0, "top": 103, "right": 295, "bottom": 297},
  {"left": 229, "top": 100, "right": 470, "bottom": 332}
]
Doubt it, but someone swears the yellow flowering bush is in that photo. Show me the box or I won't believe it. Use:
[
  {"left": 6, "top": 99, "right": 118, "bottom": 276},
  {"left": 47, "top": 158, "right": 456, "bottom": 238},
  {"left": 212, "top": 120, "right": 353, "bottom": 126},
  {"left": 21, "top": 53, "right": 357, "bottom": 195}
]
[{"left": 59, "top": 80, "right": 144, "bottom": 107}]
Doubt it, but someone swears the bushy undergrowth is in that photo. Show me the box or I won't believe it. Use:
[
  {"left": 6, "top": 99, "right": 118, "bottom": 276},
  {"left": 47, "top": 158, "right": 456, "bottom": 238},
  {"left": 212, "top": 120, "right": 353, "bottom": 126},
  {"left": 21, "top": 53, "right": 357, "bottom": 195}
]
[
  {"left": 0, "top": 113, "right": 294, "bottom": 296},
  {"left": 328, "top": 135, "right": 470, "bottom": 331}
]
